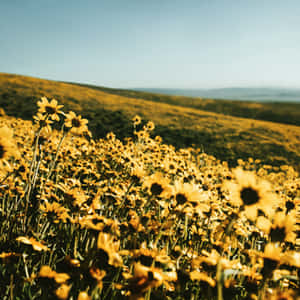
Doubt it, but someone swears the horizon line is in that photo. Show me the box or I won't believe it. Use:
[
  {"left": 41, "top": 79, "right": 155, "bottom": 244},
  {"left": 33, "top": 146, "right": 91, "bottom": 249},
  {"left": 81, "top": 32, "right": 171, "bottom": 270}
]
[{"left": 1, "top": 71, "right": 300, "bottom": 91}]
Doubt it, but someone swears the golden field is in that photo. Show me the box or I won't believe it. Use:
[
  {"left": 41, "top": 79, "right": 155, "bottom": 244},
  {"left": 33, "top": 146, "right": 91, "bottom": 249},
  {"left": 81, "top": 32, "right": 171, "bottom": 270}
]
[
  {"left": 0, "top": 73, "right": 300, "bottom": 171},
  {"left": 0, "top": 97, "right": 299, "bottom": 299}
]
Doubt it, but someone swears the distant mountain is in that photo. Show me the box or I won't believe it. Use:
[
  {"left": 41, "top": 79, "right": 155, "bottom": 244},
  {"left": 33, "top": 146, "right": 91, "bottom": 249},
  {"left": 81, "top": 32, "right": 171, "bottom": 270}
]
[{"left": 133, "top": 87, "right": 300, "bottom": 102}]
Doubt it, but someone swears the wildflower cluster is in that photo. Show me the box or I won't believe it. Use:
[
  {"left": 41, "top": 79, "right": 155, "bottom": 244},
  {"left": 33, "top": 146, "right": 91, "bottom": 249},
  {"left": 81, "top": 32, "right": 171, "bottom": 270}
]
[{"left": 0, "top": 97, "right": 299, "bottom": 299}]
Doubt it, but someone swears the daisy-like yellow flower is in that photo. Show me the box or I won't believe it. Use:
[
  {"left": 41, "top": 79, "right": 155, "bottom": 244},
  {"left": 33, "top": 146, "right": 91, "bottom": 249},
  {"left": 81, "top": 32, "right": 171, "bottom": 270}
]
[
  {"left": 0, "top": 126, "right": 20, "bottom": 164},
  {"left": 33, "top": 112, "right": 53, "bottom": 132},
  {"left": 63, "top": 187, "right": 88, "bottom": 208},
  {"left": 126, "top": 262, "right": 175, "bottom": 298},
  {"left": 224, "top": 167, "right": 276, "bottom": 220},
  {"left": 16, "top": 236, "right": 49, "bottom": 251},
  {"left": 40, "top": 201, "right": 70, "bottom": 223},
  {"left": 55, "top": 284, "right": 71, "bottom": 300},
  {"left": 89, "top": 267, "right": 106, "bottom": 289},
  {"left": 142, "top": 172, "right": 172, "bottom": 198},
  {"left": 172, "top": 181, "right": 210, "bottom": 216},
  {"left": 132, "top": 242, "right": 172, "bottom": 266},
  {"left": 39, "top": 265, "right": 70, "bottom": 284},
  {"left": 269, "top": 211, "right": 297, "bottom": 243},
  {"left": 132, "top": 115, "right": 141, "bottom": 126},
  {"left": 97, "top": 232, "right": 123, "bottom": 267},
  {"left": 189, "top": 270, "right": 216, "bottom": 287},
  {"left": 144, "top": 121, "right": 155, "bottom": 131},
  {"left": 130, "top": 164, "right": 146, "bottom": 184},
  {"left": 37, "top": 97, "right": 64, "bottom": 121},
  {"left": 64, "top": 111, "right": 89, "bottom": 135}
]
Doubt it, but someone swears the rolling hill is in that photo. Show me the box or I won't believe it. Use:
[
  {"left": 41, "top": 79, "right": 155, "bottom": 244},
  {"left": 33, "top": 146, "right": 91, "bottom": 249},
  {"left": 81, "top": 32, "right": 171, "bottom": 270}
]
[
  {"left": 0, "top": 72, "right": 300, "bottom": 171},
  {"left": 65, "top": 82, "right": 300, "bottom": 127}
]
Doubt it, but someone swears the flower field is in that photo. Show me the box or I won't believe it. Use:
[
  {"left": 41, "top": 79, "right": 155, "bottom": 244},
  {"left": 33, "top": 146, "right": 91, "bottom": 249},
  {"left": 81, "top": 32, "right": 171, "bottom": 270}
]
[{"left": 0, "top": 98, "right": 299, "bottom": 299}]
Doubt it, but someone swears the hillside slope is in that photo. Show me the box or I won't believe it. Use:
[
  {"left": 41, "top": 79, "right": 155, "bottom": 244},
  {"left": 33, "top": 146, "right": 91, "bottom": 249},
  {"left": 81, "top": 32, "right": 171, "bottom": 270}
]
[
  {"left": 0, "top": 73, "right": 300, "bottom": 170},
  {"left": 67, "top": 81, "right": 300, "bottom": 126}
]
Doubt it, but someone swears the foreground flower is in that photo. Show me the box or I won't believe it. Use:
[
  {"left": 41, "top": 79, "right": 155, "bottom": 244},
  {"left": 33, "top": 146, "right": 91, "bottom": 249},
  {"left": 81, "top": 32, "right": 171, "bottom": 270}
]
[
  {"left": 0, "top": 126, "right": 20, "bottom": 164},
  {"left": 37, "top": 97, "right": 63, "bottom": 121},
  {"left": 225, "top": 167, "right": 276, "bottom": 220},
  {"left": 143, "top": 172, "right": 172, "bottom": 198},
  {"left": 55, "top": 284, "right": 71, "bottom": 300},
  {"left": 97, "top": 232, "right": 123, "bottom": 267},
  {"left": 39, "top": 265, "right": 70, "bottom": 283},
  {"left": 172, "top": 181, "right": 210, "bottom": 216},
  {"left": 40, "top": 201, "right": 70, "bottom": 223},
  {"left": 125, "top": 262, "right": 177, "bottom": 299},
  {"left": 33, "top": 112, "right": 53, "bottom": 132},
  {"left": 269, "top": 211, "right": 297, "bottom": 243},
  {"left": 64, "top": 111, "right": 89, "bottom": 135},
  {"left": 189, "top": 270, "right": 216, "bottom": 287},
  {"left": 89, "top": 267, "right": 106, "bottom": 289},
  {"left": 16, "top": 236, "right": 49, "bottom": 251},
  {"left": 77, "top": 291, "right": 91, "bottom": 300}
]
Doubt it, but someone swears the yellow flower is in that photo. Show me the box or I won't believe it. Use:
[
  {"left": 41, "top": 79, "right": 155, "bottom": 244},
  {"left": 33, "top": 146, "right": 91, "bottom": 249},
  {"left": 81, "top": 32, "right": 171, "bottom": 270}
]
[
  {"left": 39, "top": 265, "right": 70, "bottom": 283},
  {"left": 89, "top": 267, "right": 106, "bottom": 289},
  {"left": 142, "top": 172, "right": 172, "bottom": 198},
  {"left": 225, "top": 167, "right": 276, "bottom": 220},
  {"left": 144, "top": 121, "right": 155, "bottom": 131},
  {"left": 126, "top": 262, "right": 174, "bottom": 297},
  {"left": 172, "top": 181, "right": 210, "bottom": 216},
  {"left": 37, "top": 97, "right": 63, "bottom": 121},
  {"left": 77, "top": 291, "right": 91, "bottom": 300},
  {"left": 0, "top": 126, "right": 20, "bottom": 164},
  {"left": 189, "top": 270, "right": 215, "bottom": 287},
  {"left": 33, "top": 112, "right": 53, "bottom": 132},
  {"left": 55, "top": 284, "right": 71, "bottom": 300},
  {"left": 16, "top": 236, "right": 49, "bottom": 251},
  {"left": 281, "top": 251, "right": 300, "bottom": 268},
  {"left": 64, "top": 187, "right": 88, "bottom": 208},
  {"left": 132, "top": 115, "right": 141, "bottom": 126},
  {"left": 40, "top": 201, "right": 70, "bottom": 223},
  {"left": 64, "top": 111, "right": 89, "bottom": 135},
  {"left": 269, "top": 211, "right": 297, "bottom": 243},
  {"left": 97, "top": 232, "right": 123, "bottom": 267}
]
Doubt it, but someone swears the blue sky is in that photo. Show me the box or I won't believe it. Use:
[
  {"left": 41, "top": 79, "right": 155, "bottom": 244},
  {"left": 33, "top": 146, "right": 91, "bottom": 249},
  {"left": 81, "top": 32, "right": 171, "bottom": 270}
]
[{"left": 1, "top": 0, "right": 300, "bottom": 88}]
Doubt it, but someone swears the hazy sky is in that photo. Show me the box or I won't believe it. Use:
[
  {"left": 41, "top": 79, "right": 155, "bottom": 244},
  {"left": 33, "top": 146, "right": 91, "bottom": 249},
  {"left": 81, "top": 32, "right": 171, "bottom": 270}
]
[{"left": 1, "top": 0, "right": 300, "bottom": 88}]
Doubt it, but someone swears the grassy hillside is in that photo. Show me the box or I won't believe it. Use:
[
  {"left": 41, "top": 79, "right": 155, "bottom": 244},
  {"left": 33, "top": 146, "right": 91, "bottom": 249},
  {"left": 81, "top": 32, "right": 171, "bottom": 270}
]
[
  {"left": 0, "top": 72, "right": 300, "bottom": 171},
  {"left": 67, "top": 81, "right": 300, "bottom": 126}
]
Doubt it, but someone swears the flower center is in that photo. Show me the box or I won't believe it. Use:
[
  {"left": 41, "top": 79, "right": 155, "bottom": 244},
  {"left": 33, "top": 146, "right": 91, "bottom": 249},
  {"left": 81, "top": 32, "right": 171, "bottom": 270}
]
[
  {"left": 240, "top": 187, "right": 259, "bottom": 206},
  {"left": 45, "top": 106, "right": 56, "bottom": 114},
  {"left": 0, "top": 144, "right": 5, "bottom": 159},
  {"left": 71, "top": 118, "right": 82, "bottom": 128},
  {"left": 176, "top": 193, "right": 188, "bottom": 205},
  {"left": 150, "top": 183, "right": 163, "bottom": 196}
]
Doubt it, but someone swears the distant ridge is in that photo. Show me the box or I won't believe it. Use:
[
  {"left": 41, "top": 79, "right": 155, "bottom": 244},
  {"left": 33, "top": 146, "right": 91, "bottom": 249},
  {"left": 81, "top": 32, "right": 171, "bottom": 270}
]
[{"left": 133, "top": 87, "right": 300, "bottom": 102}]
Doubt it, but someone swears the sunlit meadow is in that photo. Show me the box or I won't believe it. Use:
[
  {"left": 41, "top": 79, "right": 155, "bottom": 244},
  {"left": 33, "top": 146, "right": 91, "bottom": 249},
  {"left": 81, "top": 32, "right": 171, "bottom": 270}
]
[{"left": 0, "top": 97, "right": 299, "bottom": 300}]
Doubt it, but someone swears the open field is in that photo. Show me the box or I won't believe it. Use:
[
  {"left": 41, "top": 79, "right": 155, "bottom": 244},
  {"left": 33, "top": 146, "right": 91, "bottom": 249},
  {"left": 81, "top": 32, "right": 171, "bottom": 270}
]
[
  {"left": 0, "top": 100, "right": 299, "bottom": 299},
  {"left": 0, "top": 73, "right": 300, "bottom": 172}
]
